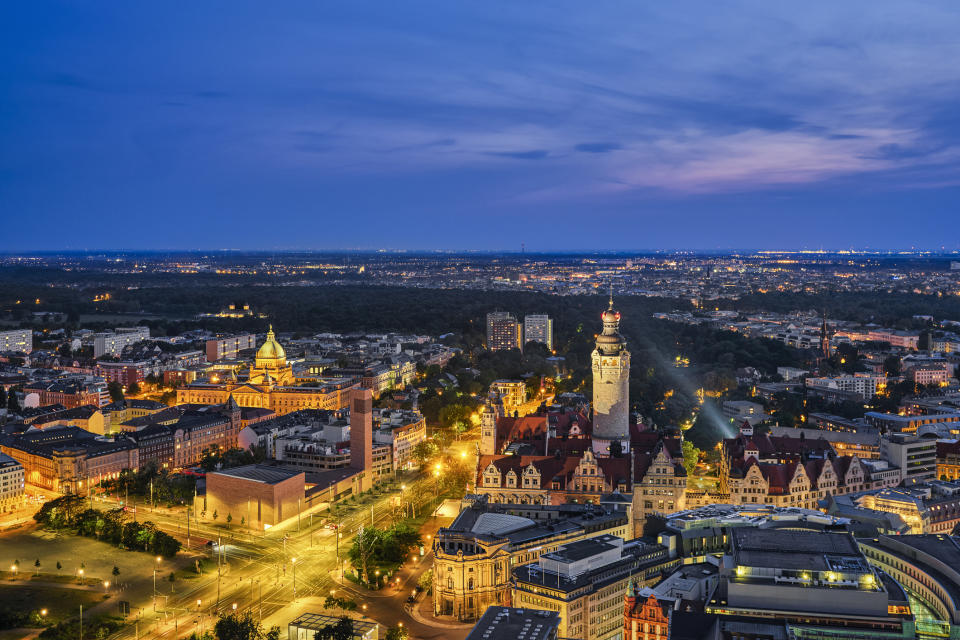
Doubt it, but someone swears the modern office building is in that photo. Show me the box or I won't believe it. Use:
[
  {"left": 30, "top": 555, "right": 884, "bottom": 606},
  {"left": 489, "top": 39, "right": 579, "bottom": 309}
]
[
  {"left": 511, "top": 534, "right": 677, "bottom": 640},
  {"left": 466, "top": 606, "right": 561, "bottom": 640},
  {"left": 881, "top": 433, "right": 937, "bottom": 485},
  {"left": 805, "top": 374, "right": 887, "bottom": 401},
  {"left": 0, "top": 328, "right": 32, "bottom": 354},
  {"left": 707, "top": 528, "right": 914, "bottom": 639},
  {"left": 432, "top": 496, "right": 631, "bottom": 621},
  {"left": 487, "top": 312, "right": 522, "bottom": 351},
  {"left": 524, "top": 315, "right": 554, "bottom": 350}
]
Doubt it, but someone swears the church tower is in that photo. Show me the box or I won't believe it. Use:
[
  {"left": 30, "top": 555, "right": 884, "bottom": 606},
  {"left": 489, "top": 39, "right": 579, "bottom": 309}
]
[{"left": 592, "top": 290, "right": 630, "bottom": 456}]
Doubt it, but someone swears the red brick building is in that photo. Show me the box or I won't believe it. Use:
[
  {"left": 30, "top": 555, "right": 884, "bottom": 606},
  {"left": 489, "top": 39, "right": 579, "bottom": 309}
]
[{"left": 205, "top": 465, "right": 305, "bottom": 530}]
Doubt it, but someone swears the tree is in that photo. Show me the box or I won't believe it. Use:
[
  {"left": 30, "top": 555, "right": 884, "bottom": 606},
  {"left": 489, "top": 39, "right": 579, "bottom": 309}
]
[
  {"left": 681, "top": 440, "right": 701, "bottom": 478},
  {"left": 7, "top": 389, "right": 21, "bottom": 415},
  {"left": 34, "top": 559, "right": 40, "bottom": 576},
  {"left": 226, "top": 513, "right": 233, "bottom": 527},
  {"left": 411, "top": 440, "right": 438, "bottom": 469},
  {"left": 169, "top": 572, "right": 176, "bottom": 592},
  {"left": 56, "top": 561, "right": 62, "bottom": 575},
  {"left": 212, "top": 611, "right": 280, "bottom": 640},
  {"left": 113, "top": 566, "right": 120, "bottom": 578},
  {"left": 385, "top": 625, "right": 409, "bottom": 640},
  {"left": 883, "top": 355, "right": 901, "bottom": 377},
  {"left": 108, "top": 381, "right": 124, "bottom": 404},
  {"left": 127, "top": 381, "right": 141, "bottom": 396},
  {"left": 313, "top": 617, "right": 353, "bottom": 640},
  {"left": 0, "top": 385, "right": 6, "bottom": 408},
  {"left": 212, "top": 510, "right": 218, "bottom": 522}
]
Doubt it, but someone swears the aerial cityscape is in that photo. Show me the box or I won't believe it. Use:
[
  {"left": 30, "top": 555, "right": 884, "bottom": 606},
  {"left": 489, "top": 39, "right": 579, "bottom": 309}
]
[{"left": 3, "top": 3, "right": 960, "bottom": 640}]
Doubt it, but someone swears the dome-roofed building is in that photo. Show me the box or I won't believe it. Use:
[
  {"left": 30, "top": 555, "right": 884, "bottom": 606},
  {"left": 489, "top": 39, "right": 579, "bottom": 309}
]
[{"left": 249, "top": 325, "right": 294, "bottom": 386}]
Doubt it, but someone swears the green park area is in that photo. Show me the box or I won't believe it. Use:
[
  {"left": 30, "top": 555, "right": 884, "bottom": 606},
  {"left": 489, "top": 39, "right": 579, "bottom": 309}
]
[{"left": 0, "top": 583, "right": 106, "bottom": 626}]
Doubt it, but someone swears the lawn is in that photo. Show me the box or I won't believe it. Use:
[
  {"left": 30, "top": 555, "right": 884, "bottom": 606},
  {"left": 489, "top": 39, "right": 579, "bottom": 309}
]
[{"left": 0, "top": 584, "right": 106, "bottom": 624}]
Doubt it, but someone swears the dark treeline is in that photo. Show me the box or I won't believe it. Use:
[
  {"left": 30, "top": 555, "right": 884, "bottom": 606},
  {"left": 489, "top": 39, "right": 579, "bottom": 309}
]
[{"left": 35, "top": 494, "right": 181, "bottom": 558}]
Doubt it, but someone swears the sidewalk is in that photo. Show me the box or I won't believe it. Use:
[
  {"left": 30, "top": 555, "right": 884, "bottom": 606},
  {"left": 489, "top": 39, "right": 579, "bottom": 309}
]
[{"left": 407, "top": 596, "right": 472, "bottom": 630}]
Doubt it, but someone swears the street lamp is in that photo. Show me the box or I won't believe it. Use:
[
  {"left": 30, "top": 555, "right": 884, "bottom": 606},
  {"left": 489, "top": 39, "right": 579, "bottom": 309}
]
[
  {"left": 77, "top": 568, "right": 84, "bottom": 584},
  {"left": 103, "top": 581, "right": 110, "bottom": 591},
  {"left": 291, "top": 558, "right": 297, "bottom": 600},
  {"left": 232, "top": 603, "right": 237, "bottom": 611}
]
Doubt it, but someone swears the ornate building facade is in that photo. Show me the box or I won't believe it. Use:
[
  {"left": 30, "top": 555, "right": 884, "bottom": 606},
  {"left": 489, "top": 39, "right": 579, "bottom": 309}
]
[{"left": 177, "top": 327, "right": 358, "bottom": 415}]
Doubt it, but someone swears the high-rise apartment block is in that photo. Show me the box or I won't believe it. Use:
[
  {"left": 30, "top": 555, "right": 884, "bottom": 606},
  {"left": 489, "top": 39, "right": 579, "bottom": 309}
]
[
  {"left": 486, "top": 312, "right": 522, "bottom": 351},
  {"left": 93, "top": 327, "right": 151, "bottom": 358},
  {"left": 523, "top": 314, "right": 553, "bottom": 350},
  {"left": 205, "top": 333, "right": 257, "bottom": 362},
  {"left": 0, "top": 328, "right": 32, "bottom": 354}
]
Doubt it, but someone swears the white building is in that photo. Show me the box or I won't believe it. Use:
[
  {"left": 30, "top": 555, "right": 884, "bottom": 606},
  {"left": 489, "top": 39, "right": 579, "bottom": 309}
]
[
  {"left": 0, "top": 328, "right": 32, "bottom": 354},
  {"left": 805, "top": 374, "right": 887, "bottom": 400},
  {"left": 523, "top": 314, "right": 554, "bottom": 350},
  {"left": 93, "top": 327, "right": 151, "bottom": 357}
]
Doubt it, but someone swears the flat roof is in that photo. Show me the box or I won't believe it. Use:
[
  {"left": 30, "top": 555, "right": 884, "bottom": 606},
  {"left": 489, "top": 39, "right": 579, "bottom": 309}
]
[
  {"left": 732, "top": 528, "right": 863, "bottom": 571},
  {"left": 288, "top": 613, "right": 376, "bottom": 634},
  {"left": 210, "top": 464, "right": 302, "bottom": 484},
  {"left": 465, "top": 606, "right": 559, "bottom": 640}
]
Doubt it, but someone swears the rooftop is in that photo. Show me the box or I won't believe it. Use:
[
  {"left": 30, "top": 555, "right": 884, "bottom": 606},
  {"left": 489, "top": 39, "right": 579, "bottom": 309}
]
[
  {"left": 732, "top": 528, "right": 865, "bottom": 572},
  {"left": 210, "top": 464, "right": 303, "bottom": 484},
  {"left": 465, "top": 606, "right": 559, "bottom": 640}
]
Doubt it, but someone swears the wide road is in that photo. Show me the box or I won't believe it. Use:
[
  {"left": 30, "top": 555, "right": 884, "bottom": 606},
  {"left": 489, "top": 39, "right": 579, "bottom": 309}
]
[{"left": 104, "top": 433, "right": 479, "bottom": 640}]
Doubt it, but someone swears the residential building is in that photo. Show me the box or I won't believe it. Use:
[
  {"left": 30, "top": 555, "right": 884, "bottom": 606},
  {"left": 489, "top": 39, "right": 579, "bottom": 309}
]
[
  {"left": 205, "top": 334, "right": 256, "bottom": 362},
  {"left": 524, "top": 314, "right": 554, "bottom": 350},
  {"left": 0, "top": 328, "right": 32, "bottom": 353},
  {"left": 487, "top": 312, "right": 522, "bottom": 351},
  {"left": 0, "top": 453, "right": 25, "bottom": 513},
  {"left": 511, "top": 535, "right": 677, "bottom": 640},
  {"left": 97, "top": 361, "right": 154, "bottom": 389},
  {"left": 23, "top": 377, "right": 109, "bottom": 409},
  {"left": 432, "top": 496, "right": 631, "bottom": 621},
  {"left": 93, "top": 327, "right": 150, "bottom": 357},
  {"left": 906, "top": 363, "right": 951, "bottom": 386},
  {"left": 373, "top": 409, "right": 426, "bottom": 471},
  {"left": 466, "top": 607, "right": 560, "bottom": 640},
  {"left": 805, "top": 374, "right": 887, "bottom": 400}
]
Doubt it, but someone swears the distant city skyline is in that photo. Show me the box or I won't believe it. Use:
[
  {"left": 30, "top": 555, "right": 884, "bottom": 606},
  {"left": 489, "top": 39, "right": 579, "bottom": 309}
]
[{"left": 2, "top": 2, "right": 959, "bottom": 250}]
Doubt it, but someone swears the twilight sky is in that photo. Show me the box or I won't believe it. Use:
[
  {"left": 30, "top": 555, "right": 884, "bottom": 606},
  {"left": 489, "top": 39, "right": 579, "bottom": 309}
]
[{"left": 2, "top": 2, "right": 959, "bottom": 251}]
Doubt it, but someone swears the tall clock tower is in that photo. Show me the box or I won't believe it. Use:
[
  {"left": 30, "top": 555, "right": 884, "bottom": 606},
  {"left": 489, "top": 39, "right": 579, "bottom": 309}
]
[{"left": 592, "top": 292, "right": 630, "bottom": 456}]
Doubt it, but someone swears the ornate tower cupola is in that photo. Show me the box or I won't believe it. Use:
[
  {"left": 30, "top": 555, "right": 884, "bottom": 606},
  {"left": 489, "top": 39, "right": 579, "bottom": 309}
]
[{"left": 591, "top": 287, "right": 631, "bottom": 456}]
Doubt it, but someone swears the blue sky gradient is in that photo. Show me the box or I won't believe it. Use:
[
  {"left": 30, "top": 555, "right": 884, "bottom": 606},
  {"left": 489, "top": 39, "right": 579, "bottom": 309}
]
[{"left": 1, "top": 2, "right": 959, "bottom": 250}]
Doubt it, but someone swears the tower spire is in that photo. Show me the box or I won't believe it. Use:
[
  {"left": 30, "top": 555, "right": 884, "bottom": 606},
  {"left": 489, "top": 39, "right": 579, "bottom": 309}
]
[{"left": 608, "top": 282, "right": 614, "bottom": 309}]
